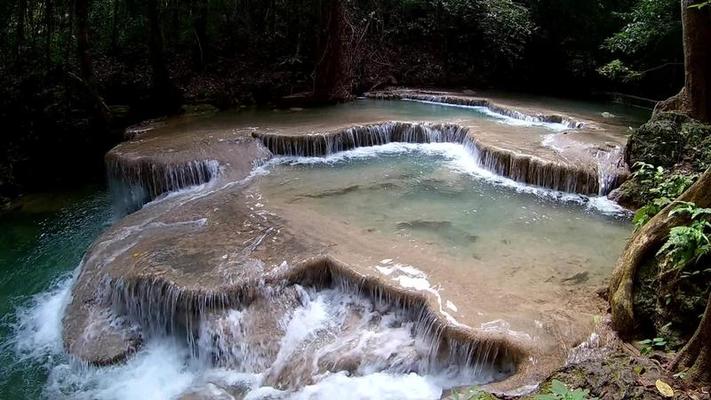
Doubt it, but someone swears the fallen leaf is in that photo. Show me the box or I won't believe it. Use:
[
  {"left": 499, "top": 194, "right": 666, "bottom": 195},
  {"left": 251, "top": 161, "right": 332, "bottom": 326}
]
[{"left": 656, "top": 380, "right": 674, "bottom": 398}]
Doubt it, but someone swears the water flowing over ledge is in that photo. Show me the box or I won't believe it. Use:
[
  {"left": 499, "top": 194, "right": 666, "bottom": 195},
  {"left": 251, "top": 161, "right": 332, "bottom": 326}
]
[
  {"left": 106, "top": 154, "right": 221, "bottom": 199},
  {"left": 68, "top": 254, "right": 526, "bottom": 395},
  {"left": 57, "top": 94, "right": 636, "bottom": 398},
  {"left": 253, "top": 122, "right": 613, "bottom": 196},
  {"left": 365, "top": 90, "right": 585, "bottom": 129}
]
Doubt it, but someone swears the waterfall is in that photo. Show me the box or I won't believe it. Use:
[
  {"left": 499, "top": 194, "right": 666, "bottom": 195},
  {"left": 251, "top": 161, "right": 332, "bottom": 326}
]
[
  {"left": 254, "top": 122, "right": 468, "bottom": 157},
  {"left": 106, "top": 154, "right": 221, "bottom": 214},
  {"left": 253, "top": 122, "right": 609, "bottom": 196},
  {"left": 366, "top": 92, "right": 584, "bottom": 129},
  {"left": 87, "top": 255, "right": 521, "bottom": 393},
  {"left": 595, "top": 146, "right": 629, "bottom": 196}
]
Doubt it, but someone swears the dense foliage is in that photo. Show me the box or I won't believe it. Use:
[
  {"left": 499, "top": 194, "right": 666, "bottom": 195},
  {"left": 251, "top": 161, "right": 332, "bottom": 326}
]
[{"left": 0, "top": 0, "right": 686, "bottom": 201}]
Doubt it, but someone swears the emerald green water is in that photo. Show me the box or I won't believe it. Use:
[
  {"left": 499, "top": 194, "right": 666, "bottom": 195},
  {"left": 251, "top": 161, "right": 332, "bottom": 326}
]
[{"left": 0, "top": 187, "right": 112, "bottom": 399}]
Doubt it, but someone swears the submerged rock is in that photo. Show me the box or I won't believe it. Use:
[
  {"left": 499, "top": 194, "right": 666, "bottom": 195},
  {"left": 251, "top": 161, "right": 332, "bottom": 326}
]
[{"left": 396, "top": 219, "right": 452, "bottom": 231}]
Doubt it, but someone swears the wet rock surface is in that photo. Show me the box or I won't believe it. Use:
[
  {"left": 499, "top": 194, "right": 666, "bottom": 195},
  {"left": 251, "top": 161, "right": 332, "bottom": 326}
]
[{"left": 63, "top": 90, "right": 637, "bottom": 395}]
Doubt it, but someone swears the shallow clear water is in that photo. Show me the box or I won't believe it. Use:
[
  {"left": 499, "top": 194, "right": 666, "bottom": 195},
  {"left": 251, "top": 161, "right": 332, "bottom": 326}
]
[
  {"left": 257, "top": 143, "right": 632, "bottom": 289},
  {"left": 152, "top": 96, "right": 647, "bottom": 141}
]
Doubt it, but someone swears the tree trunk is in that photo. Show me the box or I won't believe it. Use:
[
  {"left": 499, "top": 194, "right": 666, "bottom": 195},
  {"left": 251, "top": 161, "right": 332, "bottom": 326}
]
[
  {"left": 669, "top": 293, "right": 711, "bottom": 383},
  {"left": 145, "top": 0, "right": 182, "bottom": 114},
  {"left": 655, "top": 1, "right": 711, "bottom": 122},
  {"left": 45, "top": 0, "right": 53, "bottom": 63},
  {"left": 75, "top": 0, "right": 93, "bottom": 82},
  {"left": 192, "top": 0, "right": 209, "bottom": 70},
  {"left": 15, "top": 0, "right": 26, "bottom": 62},
  {"left": 682, "top": 0, "right": 711, "bottom": 122},
  {"left": 74, "top": 0, "right": 111, "bottom": 123},
  {"left": 110, "top": 0, "right": 120, "bottom": 54},
  {"left": 609, "top": 168, "right": 711, "bottom": 337},
  {"left": 313, "top": 0, "right": 351, "bottom": 103}
]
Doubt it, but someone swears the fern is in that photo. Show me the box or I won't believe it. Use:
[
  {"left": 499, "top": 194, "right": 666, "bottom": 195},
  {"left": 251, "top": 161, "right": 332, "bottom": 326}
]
[
  {"left": 534, "top": 380, "right": 597, "bottom": 400},
  {"left": 631, "top": 163, "right": 697, "bottom": 229},
  {"left": 657, "top": 202, "right": 711, "bottom": 269}
]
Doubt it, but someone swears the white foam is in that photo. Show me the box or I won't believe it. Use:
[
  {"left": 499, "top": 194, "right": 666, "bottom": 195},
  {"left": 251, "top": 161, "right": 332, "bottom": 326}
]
[
  {"left": 9, "top": 268, "right": 505, "bottom": 400},
  {"left": 290, "top": 371, "right": 443, "bottom": 400},
  {"left": 45, "top": 339, "right": 198, "bottom": 400},
  {"left": 12, "top": 273, "right": 76, "bottom": 361},
  {"left": 402, "top": 98, "right": 572, "bottom": 131},
  {"left": 374, "top": 262, "right": 468, "bottom": 329},
  {"left": 268, "top": 141, "right": 627, "bottom": 216}
]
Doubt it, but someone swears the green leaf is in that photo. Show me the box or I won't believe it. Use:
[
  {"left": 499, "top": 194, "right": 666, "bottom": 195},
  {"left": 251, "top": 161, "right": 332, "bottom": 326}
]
[{"left": 551, "top": 380, "right": 568, "bottom": 395}]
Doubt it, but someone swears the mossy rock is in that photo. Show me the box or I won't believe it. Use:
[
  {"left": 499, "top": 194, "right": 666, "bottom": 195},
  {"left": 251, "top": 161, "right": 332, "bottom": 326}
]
[
  {"left": 633, "top": 251, "right": 710, "bottom": 347},
  {"left": 626, "top": 112, "right": 711, "bottom": 171},
  {"left": 612, "top": 112, "right": 711, "bottom": 209}
]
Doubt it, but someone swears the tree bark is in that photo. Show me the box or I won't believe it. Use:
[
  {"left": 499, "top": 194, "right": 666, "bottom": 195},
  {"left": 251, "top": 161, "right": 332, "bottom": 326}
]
[
  {"left": 145, "top": 0, "right": 182, "bottom": 114},
  {"left": 192, "top": 0, "right": 209, "bottom": 70},
  {"left": 609, "top": 168, "right": 711, "bottom": 337},
  {"left": 75, "top": 0, "right": 93, "bottom": 82},
  {"left": 682, "top": 0, "right": 711, "bottom": 122},
  {"left": 15, "top": 0, "right": 27, "bottom": 62},
  {"left": 74, "top": 0, "right": 111, "bottom": 123},
  {"left": 655, "top": 1, "right": 711, "bottom": 122},
  {"left": 45, "top": 0, "right": 53, "bottom": 63},
  {"left": 313, "top": 0, "right": 351, "bottom": 103},
  {"left": 669, "top": 293, "right": 711, "bottom": 383},
  {"left": 110, "top": 0, "right": 120, "bottom": 54}
]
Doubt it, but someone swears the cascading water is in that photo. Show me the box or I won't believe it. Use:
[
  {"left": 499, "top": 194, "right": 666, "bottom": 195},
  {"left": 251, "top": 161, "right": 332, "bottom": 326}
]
[
  {"left": 190, "top": 282, "right": 515, "bottom": 398},
  {"left": 2, "top": 94, "right": 644, "bottom": 399},
  {"left": 366, "top": 91, "right": 585, "bottom": 129},
  {"left": 107, "top": 156, "right": 221, "bottom": 215},
  {"left": 595, "top": 146, "right": 628, "bottom": 196},
  {"left": 253, "top": 122, "right": 616, "bottom": 196}
]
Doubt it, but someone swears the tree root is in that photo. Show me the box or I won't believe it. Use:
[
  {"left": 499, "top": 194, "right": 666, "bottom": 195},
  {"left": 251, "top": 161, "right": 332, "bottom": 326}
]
[
  {"left": 668, "top": 294, "right": 711, "bottom": 384},
  {"left": 609, "top": 169, "right": 711, "bottom": 337}
]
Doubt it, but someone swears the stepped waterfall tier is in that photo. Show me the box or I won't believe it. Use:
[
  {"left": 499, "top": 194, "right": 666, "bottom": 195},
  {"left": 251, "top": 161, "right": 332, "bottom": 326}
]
[{"left": 57, "top": 91, "right": 642, "bottom": 398}]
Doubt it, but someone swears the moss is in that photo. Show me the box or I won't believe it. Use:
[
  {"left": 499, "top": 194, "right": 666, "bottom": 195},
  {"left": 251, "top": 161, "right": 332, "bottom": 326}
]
[
  {"left": 524, "top": 351, "right": 702, "bottom": 400},
  {"left": 633, "top": 257, "right": 661, "bottom": 338},
  {"left": 610, "top": 176, "right": 652, "bottom": 210},
  {"left": 614, "top": 112, "right": 711, "bottom": 209},
  {"left": 626, "top": 112, "right": 711, "bottom": 170},
  {"left": 626, "top": 112, "right": 690, "bottom": 168},
  {"left": 443, "top": 387, "right": 500, "bottom": 400},
  {"left": 632, "top": 250, "right": 711, "bottom": 347}
]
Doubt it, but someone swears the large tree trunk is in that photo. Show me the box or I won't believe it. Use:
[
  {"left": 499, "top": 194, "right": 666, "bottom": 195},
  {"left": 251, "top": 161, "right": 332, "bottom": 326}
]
[
  {"left": 15, "top": 0, "right": 26, "bottom": 62},
  {"left": 609, "top": 168, "right": 711, "bottom": 337},
  {"left": 110, "top": 0, "right": 120, "bottom": 54},
  {"left": 313, "top": 0, "right": 351, "bottom": 103},
  {"left": 682, "top": 0, "right": 711, "bottom": 122},
  {"left": 45, "top": 0, "right": 53, "bottom": 63},
  {"left": 145, "top": 0, "right": 182, "bottom": 114},
  {"left": 669, "top": 293, "right": 711, "bottom": 383},
  {"left": 75, "top": 0, "right": 93, "bottom": 82},
  {"left": 192, "top": 0, "right": 209, "bottom": 70},
  {"left": 655, "top": 1, "right": 711, "bottom": 122},
  {"left": 74, "top": 0, "right": 111, "bottom": 123}
]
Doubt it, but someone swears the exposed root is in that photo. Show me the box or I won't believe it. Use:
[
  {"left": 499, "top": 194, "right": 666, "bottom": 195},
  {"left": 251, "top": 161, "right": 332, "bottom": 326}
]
[
  {"left": 668, "top": 294, "right": 711, "bottom": 384},
  {"left": 609, "top": 169, "right": 711, "bottom": 337}
]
